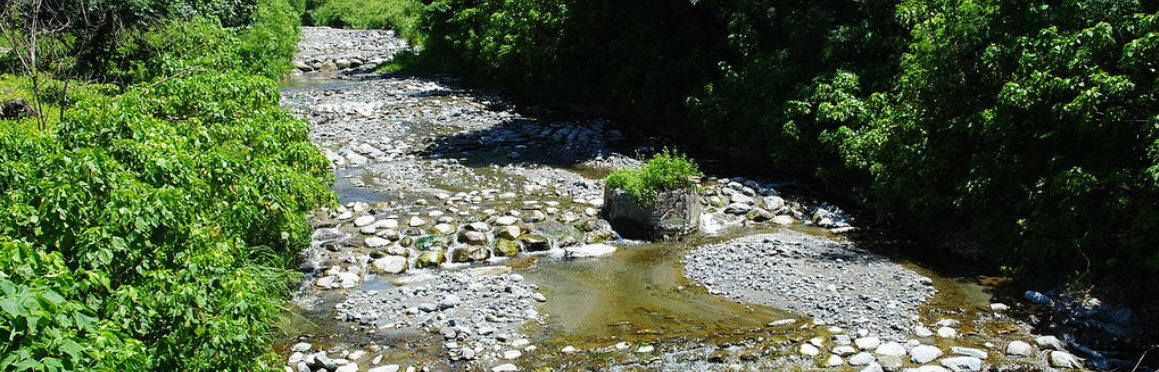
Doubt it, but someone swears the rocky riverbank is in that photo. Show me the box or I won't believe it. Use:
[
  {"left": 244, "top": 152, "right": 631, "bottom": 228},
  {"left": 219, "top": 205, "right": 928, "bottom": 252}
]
[{"left": 277, "top": 26, "right": 1135, "bottom": 372}]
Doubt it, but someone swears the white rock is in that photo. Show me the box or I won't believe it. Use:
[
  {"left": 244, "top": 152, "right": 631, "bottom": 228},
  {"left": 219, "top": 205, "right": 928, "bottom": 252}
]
[
  {"left": 1005, "top": 341, "right": 1033, "bottom": 357},
  {"left": 491, "top": 364, "right": 518, "bottom": 372},
  {"left": 502, "top": 350, "right": 522, "bottom": 360},
  {"left": 354, "top": 216, "right": 376, "bottom": 227},
  {"left": 1035, "top": 335, "right": 1065, "bottom": 351},
  {"left": 860, "top": 362, "right": 884, "bottom": 372},
  {"left": 849, "top": 352, "right": 876, "bottom": 366},
  {"left": 874, "top": 342, "right": 906, "bottom": 357},
  {"left": 951, "top": 346, "right": 987, "bottom": 359},
  {"left": 335, "top": 364, "right": 359, "bottom": 372},
  {"left": 564, "top": 244, "right": 616, "bottom": 258},
  {"left": 636, "top": 345, "right": 654, "bottom": 353},
  {"left": 833, "top": 345, "right": 858, "bottom": 356},
  {"left": 560, "top": 346, "right": 576, "bottom": 354},
  {"left": 940, "top": 356, "right": 983, "bottom": 372},
  {"left": 495, "top": 216, "right": 519, "bottom": 226},
  {"left": 365, "top": 237, "right": 390, "bottom": 248},
  {"left": 1049, "top": 351, "right": 1083, "bottom": 369},
  {"left": 854, "top": 337, "right": 881, "bottom": 350},
  {"left": 824, "top": 354, "right": 845, "bottom": 367},
  {"left": 370, "top": 256, "right": 408, "bottom": 275},
  {"left": 800, "top": 343, "right": 820, "bottom": 356},
  {"left": 914, "top": 326, "right": 934, "bottom": 337},
  {"left": 937, "top": 326, "right": 958, "bottom": 338},
  {"left": 910, "top": 345, "right": 943, "bottom": 364}
]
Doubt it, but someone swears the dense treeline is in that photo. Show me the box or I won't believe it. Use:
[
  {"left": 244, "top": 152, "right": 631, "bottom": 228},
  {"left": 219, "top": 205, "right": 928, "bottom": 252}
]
[
  {"left": 416, "top": 0, "right": 1159, "bottom": 308},
  {"left": 0, "top": 0, "right": 333, "bottom": 370}
]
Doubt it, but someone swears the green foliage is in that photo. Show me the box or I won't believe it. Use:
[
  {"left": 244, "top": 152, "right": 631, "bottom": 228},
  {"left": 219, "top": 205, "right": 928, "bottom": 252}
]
[
  {"left": 606, "top": 150, "right": 702, "bottom": 204},
  {"left": 305, "top": 0, "right": 424, "bottom": 42},
  {"left": 0, "top": 0, "right": 333, "bottom": 370}
]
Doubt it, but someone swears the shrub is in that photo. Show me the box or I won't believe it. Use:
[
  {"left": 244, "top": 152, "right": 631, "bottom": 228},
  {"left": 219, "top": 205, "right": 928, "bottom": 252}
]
[{"left": 606, "top": 150, "right": 702, "bottom": 204}]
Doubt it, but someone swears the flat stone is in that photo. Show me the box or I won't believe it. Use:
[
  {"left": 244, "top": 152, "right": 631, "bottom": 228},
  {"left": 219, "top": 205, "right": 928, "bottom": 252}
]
[
  {"left": 367, "top": 366, "right": 399, "bottom": 372},
  {"left": 940, "top": 356, "right": 983, "bottom": 372},
  {"left": 849, "top": 352, "right": 876, "bottom": 366},
  {"left": 354, "top": 216, "right": 376, "bottom": 227},
  {"left": 875, "top": 342, "right": 906, "bottom": 357},
  {"left": 365, "top": 237, "right": 390, "bottom": 248},
  {"left": 492, "top": 364, "right": 518, "bottom": 372},
  {"left": 495, "top": 216, "right": 519, "bottom": 226},
  {"left": 291, "top": 342, "right": 312, "bottom": 352},
  {"left": 910, "top": 345, "right": 942, "bottom": 364},
  {"left": 855, "top": 337, "right": 881, "bottom": 350},
  {"left": 833, "top": 345, "right": 858, "bottom": 356},
  {"left": 936, "top": 327, "right": 958, "bottom": 338},
  {"left": 408, "top": 216, "right": 426, "bottom": 227},
  {"left": 860, "top": 362, "right": 884, "bottom": 372},
  {"left": 913, "top": 326, "right": 934, "bottom": 337},
  {"left": 502, "top": 350, "right": 522, "bottom": 360},
  {"left": 951, "top": 346, "right": 987, "bottom": 359},
  {"left": 564, "top": 244, "right": 616, "bottom": 258}
]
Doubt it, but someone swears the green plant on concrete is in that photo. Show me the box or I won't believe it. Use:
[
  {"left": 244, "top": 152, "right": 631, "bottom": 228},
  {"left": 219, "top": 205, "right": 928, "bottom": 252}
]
[{"left": 606, "top": 149, "right": 702, "bottom": 204}]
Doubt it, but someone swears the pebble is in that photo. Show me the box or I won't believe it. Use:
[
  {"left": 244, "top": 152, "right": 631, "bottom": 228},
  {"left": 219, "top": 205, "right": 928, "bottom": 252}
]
[
  {"left": 849, "top": 352, "right": 876, "bottom": 366},
  {"left": 950, "top": 346, "right": 987, "bottom": 359},
  {"left": 492, "top": 364, "right": 518, "bottom": 372},
  {"left": 1049, "top": 350, "right": 1083, "bottom": 369},
  {"left": 855, "top": 337, "right": 881, "bottom": 350},
  {"left": 800, "top": 343, "right": 820, "bottom": 356}
]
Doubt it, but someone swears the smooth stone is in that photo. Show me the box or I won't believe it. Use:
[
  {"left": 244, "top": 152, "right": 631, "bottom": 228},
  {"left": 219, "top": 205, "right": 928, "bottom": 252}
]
[
  {"left": 502, "top": 350, "right": 522, "bottom": 360},
  {"left": 408, "top": 217, "right": 426, "bottom": 227},
  {"left": 492, "top": 364, "right": 518, "bottom": 372},
  {"left": 1005, "top": 341, "right": 1033, "bottom": 357},
  {"left": 833, "top": 345, "right": 858, "bottom": 356},
  {"left": 849, "top": 352, "right": 876, "bottom": 366},
  {"left": 875, "top": 342, "right": 906, "bottom": 357},
  {"left": 365, "top": 237, "right": 390, "bottom": 248},
  {"left": 564, "top": 244, "right": 616, "bottom": 258},
  {"left": 951, "top": 346, "right": 987, "bottom": 359},
  {"left": 855, "top": 337, "right": 881, "bottom": 351},
  {"left": 936, "top": 327, "right": 958, "bottom": 338},
  {"left": 367, "top": 366, "right": 399, "bottom": 372},
  {"left": 914, "top": 326, "right": 934, "bottom": 337},
  {"left": 824, "top": 354, "right": 845, "bottom": 367},
  {"left": 910, "top": 345, "right": 943, "bottom": 364},
  {"left": 495, "top": 216, "right": 519, "bottom": 226},
  {"left": 989, "top": 303, "right": 1009, "bottom": 312},
  {"left": 636, "top": 345, "right": 655, "bottom": 353},
  {"left": 769, "top": 318, "right": 796, "bottom": 327},
  {"left": 354, "top": 216, "right": 376, "bottom": 227},
  {"left": 1035, "top": 335, "right": 1065, "bottom": 351},
  {"left": 800, "top": 343, "right": 821, "bottom": 356},
  {"left": 940, "top": 356, "right": 983, "bottom": 372},
  {"left": 370, "top": 256, "right": 408, "bottom": 275},
  {"left": 1049, "top": 351, "right": 1083, "bottom": 369},
  {"left": 335, "top": 364, "right": 359, "bottom": 372},
  {"left": 291, "top": 342, "right": 312, "bottom": 352},
  {"left": 860, "top": 363, "right": 884, "bottom": 372},
  {"left": 560, "top": 346, "right": 576, "bottom": 354}
]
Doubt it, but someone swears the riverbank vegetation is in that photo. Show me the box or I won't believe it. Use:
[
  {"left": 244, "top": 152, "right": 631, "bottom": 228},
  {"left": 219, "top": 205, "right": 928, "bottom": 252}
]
[
  {"left": 0, "top": 0, "right": 333, "bottom": 370},
  {"left": 362, "top": 0, "right": 1159, "bottom": 314}
]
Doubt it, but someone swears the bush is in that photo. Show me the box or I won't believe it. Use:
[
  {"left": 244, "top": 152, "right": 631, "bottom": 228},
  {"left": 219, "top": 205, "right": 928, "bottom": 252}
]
[
  {"left": 606, "top": 150, "right": 702, "bottom": 204},
  {"left": 1, "top": 0, "right": 334, "bottom": 370}
]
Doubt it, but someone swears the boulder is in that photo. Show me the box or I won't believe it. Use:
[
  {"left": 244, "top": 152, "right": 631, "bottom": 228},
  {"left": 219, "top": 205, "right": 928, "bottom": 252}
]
[
  {"left": 603, "top": 187, "right": 700, "bottom": 239},
  {"left": 415, "top": 251, "right": 444, "bottom": 268},
  {"left": 1, "top": 98, "right": 37, "bottom": 120},
  {"left": 451, "top": 246, "right": 490, "bottom": 262},
  {"left": 493, "top": 239, "right": 522, "bottom": 257},
  {"left": 519, "top": 234, "right": 551, "bottom": 252}
]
